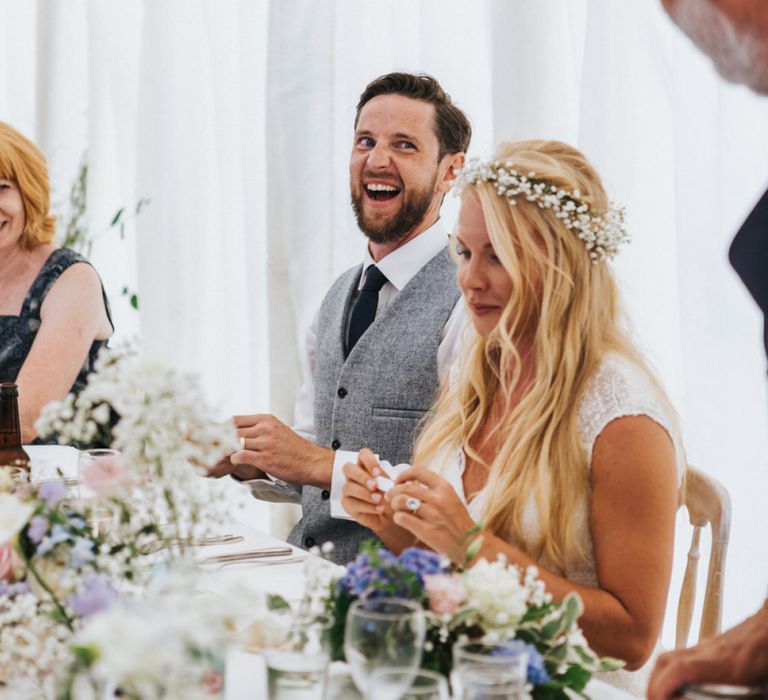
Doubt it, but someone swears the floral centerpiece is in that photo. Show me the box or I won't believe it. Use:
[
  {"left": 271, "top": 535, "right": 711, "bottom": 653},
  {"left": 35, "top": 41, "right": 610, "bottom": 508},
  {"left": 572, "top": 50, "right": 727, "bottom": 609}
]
[
  {"left": 280, "top": 541, "right": 623, "bottom": 700},
  {"left": 0, "top": 345, "right": 243, "bottom": 697},
  {"left": 57, "top": 569, "right": 243, "bottom": 700}
]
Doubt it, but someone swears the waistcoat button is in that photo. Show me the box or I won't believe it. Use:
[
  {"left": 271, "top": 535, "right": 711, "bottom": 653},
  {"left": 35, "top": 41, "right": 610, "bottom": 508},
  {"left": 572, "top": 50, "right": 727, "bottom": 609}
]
[{"left": 331, "top": 439, "right": 340, "bottom": 449}]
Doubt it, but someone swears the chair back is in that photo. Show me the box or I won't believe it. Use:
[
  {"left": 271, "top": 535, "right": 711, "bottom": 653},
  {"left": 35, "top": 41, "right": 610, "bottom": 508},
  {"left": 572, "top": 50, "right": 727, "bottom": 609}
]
[{"left": 675, "top": 465, "right": 731, "bottom": 649}]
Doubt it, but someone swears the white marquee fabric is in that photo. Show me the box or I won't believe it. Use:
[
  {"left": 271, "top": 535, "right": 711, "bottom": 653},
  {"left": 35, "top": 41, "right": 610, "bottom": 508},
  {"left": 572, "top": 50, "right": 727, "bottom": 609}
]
[{"left": 1, "top": 0, "right": 766, "bottom": 647}]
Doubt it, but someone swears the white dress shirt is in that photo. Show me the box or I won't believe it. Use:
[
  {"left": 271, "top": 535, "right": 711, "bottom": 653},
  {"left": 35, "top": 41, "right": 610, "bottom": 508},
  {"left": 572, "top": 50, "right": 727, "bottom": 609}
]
[{"left": 246, "top": 220, "right": 471, "bottom": 513}]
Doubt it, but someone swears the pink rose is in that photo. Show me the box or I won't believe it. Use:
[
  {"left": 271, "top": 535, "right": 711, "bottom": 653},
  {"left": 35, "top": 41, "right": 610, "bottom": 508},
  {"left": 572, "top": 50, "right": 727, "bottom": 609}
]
[
  {"left": 80, "top": 454, "right": 136, "bottom": 499},
  {"left": 424, "top": 573, "right": 467, "bottom": 617},
  {"left": 0, "top": 542, "right": 23, "bottom": 582},
  {"left": 201, "top": 669, "right": 224, "bottom": 695}
]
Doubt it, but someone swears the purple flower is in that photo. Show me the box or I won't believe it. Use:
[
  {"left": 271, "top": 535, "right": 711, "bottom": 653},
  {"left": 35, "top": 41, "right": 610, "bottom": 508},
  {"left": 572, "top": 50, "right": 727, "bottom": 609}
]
[
  {"left": 38, "top": 479, "right": 68, "bottom": 507},
  {"left": 27, "top": 516, "right": 49, "bottom": 544},
  {"left": 0, "top": 581, "right": 31, "bottom": 597},
  {"left": 68, "top": 577, "right": 118, "bottom": 617}
]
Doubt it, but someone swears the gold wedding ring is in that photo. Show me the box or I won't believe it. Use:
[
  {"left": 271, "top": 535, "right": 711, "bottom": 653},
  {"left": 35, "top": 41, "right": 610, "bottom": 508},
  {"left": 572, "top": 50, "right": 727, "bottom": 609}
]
[{"left": 240, "top": 436, "right": 246, "bottom": 449}]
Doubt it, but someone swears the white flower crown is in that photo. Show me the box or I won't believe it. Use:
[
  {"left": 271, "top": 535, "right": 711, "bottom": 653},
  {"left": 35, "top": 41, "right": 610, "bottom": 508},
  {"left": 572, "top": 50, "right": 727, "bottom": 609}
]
[{"left": 454, "top": 158, "right": 630, "bottom": 263}]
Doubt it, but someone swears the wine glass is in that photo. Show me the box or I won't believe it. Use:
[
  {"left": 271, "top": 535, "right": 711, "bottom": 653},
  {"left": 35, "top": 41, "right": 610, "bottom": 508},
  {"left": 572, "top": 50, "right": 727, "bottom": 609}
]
[
  {"left": 344, "top": 597, "right": 426, "bottom": 693},
  {"left": 450, "top": 639, "right": 528, "bottom": 700},
  {"left": 368, "top": 668, "right": 449, "bottom": 700}
]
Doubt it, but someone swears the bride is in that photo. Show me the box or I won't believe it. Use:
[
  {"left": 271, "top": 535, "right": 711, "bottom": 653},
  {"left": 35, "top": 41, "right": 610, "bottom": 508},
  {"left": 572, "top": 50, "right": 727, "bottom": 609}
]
[{"left": 341, "top": 140, "right": 684, "bottom": 694}]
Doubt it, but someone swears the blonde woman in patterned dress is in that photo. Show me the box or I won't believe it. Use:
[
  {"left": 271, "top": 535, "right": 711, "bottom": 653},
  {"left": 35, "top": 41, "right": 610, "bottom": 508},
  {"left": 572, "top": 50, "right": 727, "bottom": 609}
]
[{"left": 342, "top": 140, "right": 684, "bottom": 694}]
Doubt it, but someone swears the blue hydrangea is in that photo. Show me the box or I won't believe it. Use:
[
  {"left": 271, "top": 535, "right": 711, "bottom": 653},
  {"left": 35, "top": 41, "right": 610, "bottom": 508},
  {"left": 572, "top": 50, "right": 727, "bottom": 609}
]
[
  {"left": 525, "top": 644, "right": 550, "bottom": 685},
  {"left": 336, "top": 548, "right": 423, "bottom": 600},
  {"left": 397, "top": 548, "right": 444, "bottom": 583},
  {"left": 35, "top": 523, "right": 70, "bottom": 557}
]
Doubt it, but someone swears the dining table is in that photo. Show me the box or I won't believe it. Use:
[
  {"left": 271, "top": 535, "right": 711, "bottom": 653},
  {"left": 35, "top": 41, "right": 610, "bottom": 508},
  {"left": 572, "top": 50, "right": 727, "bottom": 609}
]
[{"left": 25, "top": 447, "right": 637, "bottom": 700}]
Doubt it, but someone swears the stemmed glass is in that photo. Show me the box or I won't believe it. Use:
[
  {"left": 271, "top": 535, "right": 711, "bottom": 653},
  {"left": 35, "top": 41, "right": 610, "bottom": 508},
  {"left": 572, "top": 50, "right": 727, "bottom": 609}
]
[{"left": 344, "top": 597, "right": 426, "bottom": 694}]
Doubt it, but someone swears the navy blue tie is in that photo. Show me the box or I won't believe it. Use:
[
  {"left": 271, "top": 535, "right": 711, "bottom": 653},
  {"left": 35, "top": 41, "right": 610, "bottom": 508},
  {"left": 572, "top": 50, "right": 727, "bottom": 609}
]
[{"left": 347, "top": 265, "right": 388, "bottom": 355}]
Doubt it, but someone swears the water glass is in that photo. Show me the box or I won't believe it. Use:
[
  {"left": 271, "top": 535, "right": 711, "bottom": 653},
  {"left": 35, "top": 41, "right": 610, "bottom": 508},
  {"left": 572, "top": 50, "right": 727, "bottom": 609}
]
[
  {"left": 451, "top": 639, "right": 528, "bottom": 700},
  {"left": 344, "top": 597, "right": 426, "bottom": 693},
  {"left": 263, "top": 612, "right": 333, "bottom": 699},
  {"left": 368, "top": 668, "right": 449, "bottom": 700}
]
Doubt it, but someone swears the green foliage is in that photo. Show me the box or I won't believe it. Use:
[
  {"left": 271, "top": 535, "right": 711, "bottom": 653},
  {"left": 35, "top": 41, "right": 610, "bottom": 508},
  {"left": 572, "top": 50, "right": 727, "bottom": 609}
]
[
  {"left": 59, "top": 159, "right": 90, "bottom": 255},
  {"left": 267, "top": 594, "right": 291, "bottom": 611},
  {"left": 56, "top": 156, "right": 148, "bottom": 312},
  {"left": 71, "top": 644, "right": 99, "bottom": 667}
]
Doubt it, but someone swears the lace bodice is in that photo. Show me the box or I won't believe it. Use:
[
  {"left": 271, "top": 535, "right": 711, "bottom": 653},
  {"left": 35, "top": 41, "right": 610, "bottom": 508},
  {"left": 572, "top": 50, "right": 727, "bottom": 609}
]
[
  {"left": 437, "top": 354, "right": 685, "bottom": 696},
  {"left": 576, "top": 355, "right": 686, "bottom": 474}
]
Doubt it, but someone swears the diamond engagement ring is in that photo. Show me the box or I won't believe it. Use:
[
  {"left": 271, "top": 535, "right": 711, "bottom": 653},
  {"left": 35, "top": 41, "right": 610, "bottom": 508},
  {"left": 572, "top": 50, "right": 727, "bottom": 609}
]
[{"left": 406, "top": 496, "right": 421, "bottom": 513}]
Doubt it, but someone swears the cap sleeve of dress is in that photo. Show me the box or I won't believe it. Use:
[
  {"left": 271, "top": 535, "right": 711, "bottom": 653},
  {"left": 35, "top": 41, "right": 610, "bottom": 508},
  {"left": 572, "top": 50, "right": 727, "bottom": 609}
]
[{"left": 577, "top": 355, "right": 686, "bottom": 484}]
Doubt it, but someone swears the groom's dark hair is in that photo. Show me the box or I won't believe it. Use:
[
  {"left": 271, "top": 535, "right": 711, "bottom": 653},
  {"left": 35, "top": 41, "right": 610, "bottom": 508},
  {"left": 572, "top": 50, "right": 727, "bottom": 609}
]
[{"left": 355, "top": 72, "right": 472, "bottom": 160}]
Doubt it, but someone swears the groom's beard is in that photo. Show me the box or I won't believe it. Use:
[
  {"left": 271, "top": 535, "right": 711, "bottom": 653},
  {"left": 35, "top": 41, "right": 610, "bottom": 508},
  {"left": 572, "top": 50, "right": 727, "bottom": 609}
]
[{"left": 350, "top": 175, "right": 437, "bottom": 245}]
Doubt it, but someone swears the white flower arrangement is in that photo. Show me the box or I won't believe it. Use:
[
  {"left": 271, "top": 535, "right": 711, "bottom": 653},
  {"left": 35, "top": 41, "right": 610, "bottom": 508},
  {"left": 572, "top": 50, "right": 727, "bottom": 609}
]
[
  {"left": 462, "top": 558, "right": 549, "bottom": 634},
  {"left": 0, "top": 591, "right": 71, "bottom": 699},
  {"left": 35, "top": 343, "right": 241, "bottom": 545},
  {"left": 0, "top": 345, "right": 248, "bottom": 697},
  {"left": 59, "top": 574, "right": 242, "bottom": 700},
  {"left": 454, "top": 158, "right": 630, "bottom": 263},
  {"left": 312, "top": 543, "right": 623, "bottom": 697}
]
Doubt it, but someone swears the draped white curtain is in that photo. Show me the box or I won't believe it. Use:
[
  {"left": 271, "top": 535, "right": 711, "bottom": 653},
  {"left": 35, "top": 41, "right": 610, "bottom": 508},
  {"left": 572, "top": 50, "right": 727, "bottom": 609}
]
[{"left": 1, "top": 0, "right": 766, "bottom": 645}]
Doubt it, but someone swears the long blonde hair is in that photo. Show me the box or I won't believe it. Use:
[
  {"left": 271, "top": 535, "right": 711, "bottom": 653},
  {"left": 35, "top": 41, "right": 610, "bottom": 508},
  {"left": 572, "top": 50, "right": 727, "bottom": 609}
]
[{"left": 413, "top": 140, "right": 674, "bottom": 572}]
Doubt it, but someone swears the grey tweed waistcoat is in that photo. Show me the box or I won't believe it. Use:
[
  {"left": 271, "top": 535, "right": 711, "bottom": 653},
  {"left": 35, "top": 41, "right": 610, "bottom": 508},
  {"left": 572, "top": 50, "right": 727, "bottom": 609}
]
[{"left": 287, "top": 247, "right": 460, "bottom": 565}]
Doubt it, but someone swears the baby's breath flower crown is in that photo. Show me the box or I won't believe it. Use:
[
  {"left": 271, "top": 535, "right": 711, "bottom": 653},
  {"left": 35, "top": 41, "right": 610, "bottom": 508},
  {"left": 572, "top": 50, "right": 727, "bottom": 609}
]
[{"left": 454, "top": 158, "right": 630, "bottom": 263}]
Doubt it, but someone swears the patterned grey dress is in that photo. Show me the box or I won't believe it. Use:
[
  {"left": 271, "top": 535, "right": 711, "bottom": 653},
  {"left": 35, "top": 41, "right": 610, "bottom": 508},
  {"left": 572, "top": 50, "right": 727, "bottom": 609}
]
[{"left": 0, "top": 248, "right": 113, "bottom": 443}]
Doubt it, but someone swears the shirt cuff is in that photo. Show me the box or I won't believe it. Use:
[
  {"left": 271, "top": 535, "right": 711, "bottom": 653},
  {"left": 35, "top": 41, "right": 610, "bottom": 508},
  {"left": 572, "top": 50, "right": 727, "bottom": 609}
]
[
  {"left": 330, "top": 449, "right": 361, "bottom": 519},
  {"left": 241, "top": 477, "right": 303, "bottom": 504}
]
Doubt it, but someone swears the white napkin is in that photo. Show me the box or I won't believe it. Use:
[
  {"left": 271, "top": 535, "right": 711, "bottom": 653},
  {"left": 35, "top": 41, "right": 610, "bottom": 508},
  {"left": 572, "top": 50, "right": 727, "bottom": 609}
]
[
  {"left": 374, "top": 460, "right": 411, "bottom": 493},
  {"left": 331, "top": 456, "right": 412, "bottom": 521},
  {"left": 24, "top": 445, "right": 79, "bottom": 482}
]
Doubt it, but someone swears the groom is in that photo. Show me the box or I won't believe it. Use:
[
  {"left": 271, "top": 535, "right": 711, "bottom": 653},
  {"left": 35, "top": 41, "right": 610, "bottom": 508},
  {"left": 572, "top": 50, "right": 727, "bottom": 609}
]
[{"left": 212, "top": 73, "right": 471, "bottom": 565}]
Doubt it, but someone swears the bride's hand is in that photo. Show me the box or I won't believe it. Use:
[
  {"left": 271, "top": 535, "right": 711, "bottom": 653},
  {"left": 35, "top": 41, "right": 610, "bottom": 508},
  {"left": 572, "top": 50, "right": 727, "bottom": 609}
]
[
  {"left": 341, "top": 448, "right": 393, "bottom": 533},
  {"left": 386, "top": 465, "right": 478, "bottom": 563}
]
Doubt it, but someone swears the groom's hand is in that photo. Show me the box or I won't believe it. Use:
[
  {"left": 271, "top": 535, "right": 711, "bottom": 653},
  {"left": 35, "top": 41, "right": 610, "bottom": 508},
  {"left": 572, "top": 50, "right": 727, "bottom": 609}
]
[{"left": 229, "top": 414, "right": 334, "bottom": 489}]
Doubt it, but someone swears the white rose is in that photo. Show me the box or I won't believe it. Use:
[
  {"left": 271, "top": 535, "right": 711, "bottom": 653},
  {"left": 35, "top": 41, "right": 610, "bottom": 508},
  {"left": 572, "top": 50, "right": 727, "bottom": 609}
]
[{"left": 0, "top": 494, "right": 33, "bottom": 544}]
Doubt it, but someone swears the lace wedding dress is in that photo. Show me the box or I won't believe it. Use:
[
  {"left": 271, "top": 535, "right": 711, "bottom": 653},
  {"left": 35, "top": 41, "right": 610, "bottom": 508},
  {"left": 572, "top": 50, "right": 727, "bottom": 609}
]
[{"left": 438, "top": 354, "right": 686, "bottom": 697}]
